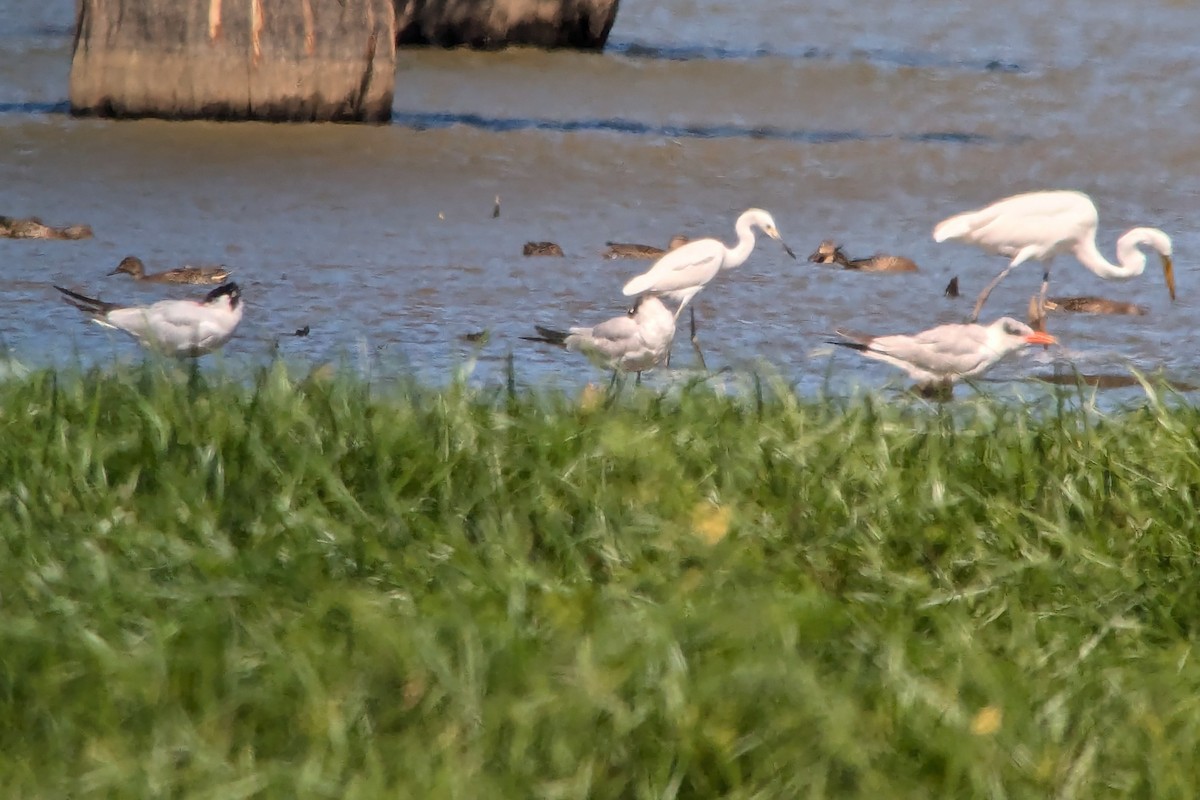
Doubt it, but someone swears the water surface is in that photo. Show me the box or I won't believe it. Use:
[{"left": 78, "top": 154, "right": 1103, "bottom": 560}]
[{"left": 0, "top": 0, "right": 1196, "bottom": 399}]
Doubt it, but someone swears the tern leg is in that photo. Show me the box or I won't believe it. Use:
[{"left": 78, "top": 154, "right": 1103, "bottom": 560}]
[
  {"left": 603, "top": 369, "right": 625, "bottom": 409},
  {"left": 969, "top": 264, "right": 1017, "bottom": 323}
]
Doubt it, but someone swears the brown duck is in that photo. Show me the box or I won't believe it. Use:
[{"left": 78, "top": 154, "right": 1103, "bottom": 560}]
[
  {"left": 602, "top": 234, "right": 690, "bottom": 260},
  {"left": 807, "top": 240, "right": 919, "bottom": 273},
  {"left": 109, "top": 255, "right": 232, "bottom": 285},
  {"left": 0, "top": 215, "right": 92, "bottom": 240},
  {"left": 1045, "top": 296, "right": 1148, "bottom": 316},
  {"left": 1028, "top": 294, "right": 1147, "bottom": 331},
  {"left": 524, "top": 241, "right": 564, "bottom": 257}
]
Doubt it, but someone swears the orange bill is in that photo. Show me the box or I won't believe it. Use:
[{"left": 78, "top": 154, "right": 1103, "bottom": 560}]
[
  {"left": 1163, "top": 254, "right": 1176, "bottom": 301},
  {"left": 1025, "top": 330, "right": 1058, "bottom": 346}
]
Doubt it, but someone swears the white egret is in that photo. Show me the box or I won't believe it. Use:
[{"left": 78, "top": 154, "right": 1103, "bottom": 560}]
[
  {"left": 807, "top": 240, "right": 919, "bottom": 272},
  {"left": 933, "top": 189, "right": 1175, "bottom": 321},
  {"left": 55, "top": 282, "right": 244, "bottom": 358},
  {"left": 108, "top": 255, "right": 232, "bottom": 285},
  {"left": 621, "top": 208, "right": 795, "bottom": 368},
  {"left": 830, "top": 316, "right": 1057, "bottom": 392},
  {"left": 521, "top": 294, "right": 676, "bottom": 384}
]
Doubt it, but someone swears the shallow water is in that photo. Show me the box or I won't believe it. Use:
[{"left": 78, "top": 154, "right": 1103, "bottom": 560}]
[{"left": 0, "top": 0, "right": 1197, "bottom": 399}]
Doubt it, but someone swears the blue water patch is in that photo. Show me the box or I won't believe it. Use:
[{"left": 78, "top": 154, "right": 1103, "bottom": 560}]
[{"left": 0, "top": 100, "right": 70, "bottom": 115}]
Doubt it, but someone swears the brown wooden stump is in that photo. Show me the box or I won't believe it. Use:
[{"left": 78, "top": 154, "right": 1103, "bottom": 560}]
[
  {"left": 394, "top": 0, "right": 619, "bottom": 50},
  {"left": 70, "top": 0, "right": 396, "bottom": 122}
]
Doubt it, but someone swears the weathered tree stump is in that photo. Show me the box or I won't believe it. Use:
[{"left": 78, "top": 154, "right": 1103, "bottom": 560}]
[
  {"left": 394, "top": 0, "right": 619, "bottom": 50},
  {"left": 70, "top": 0, "right": 396, "bottom": 122}
]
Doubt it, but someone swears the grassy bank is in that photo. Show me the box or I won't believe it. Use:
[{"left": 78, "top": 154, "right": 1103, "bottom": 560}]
[{"left": 1, "top": 365, "right": 1198, "bottom": 798}]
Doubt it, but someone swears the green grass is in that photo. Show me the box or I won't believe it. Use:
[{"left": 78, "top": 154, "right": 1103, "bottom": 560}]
[{"left": 1, "top": 363, "right": 1199, "bottom": 798}]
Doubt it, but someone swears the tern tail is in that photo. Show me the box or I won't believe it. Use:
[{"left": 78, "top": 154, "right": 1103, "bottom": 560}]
[
  {"left": 520, "top": 325, "right": 570, "bottom": 347},
  {"left": 55, "top": 285, "right": 118, "bottom": 318},
  {"left": 827, "top": 339, "right": 870, "bottom": 353},
  {"left": 828, "top": 329, "right": 876, "bottom": 352}
]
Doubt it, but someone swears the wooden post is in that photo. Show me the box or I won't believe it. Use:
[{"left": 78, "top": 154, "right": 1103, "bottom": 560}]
[
  {"left": 394, "top": 0, "right": 620, "bottom": 50},
  {"left": 70, "top": 0, "right": 396, "bottom": 122}
]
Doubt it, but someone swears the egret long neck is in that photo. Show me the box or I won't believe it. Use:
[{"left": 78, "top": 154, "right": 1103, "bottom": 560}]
[
  {"left": 1073, "top": 235, "right": 1145, "bottom": 280},
  {"left": 725, "top": 216, "right": 758, "bottom": 270}
]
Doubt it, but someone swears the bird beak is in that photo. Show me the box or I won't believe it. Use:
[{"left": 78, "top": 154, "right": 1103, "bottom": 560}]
[
  {"left": 782, "top": 242, "right": 796, "bottom": 259},
  {"left": 107, "top": 268, "right": 121, "bottom": 276},
  {"left": 1025, "top": 331, "right": 1057, "bottom": 347},
  {"left": 806, "top": 250, "right": 821, "bottom": 263},
  {"left": 1162, "top": 254, "right": 1176, "bottom": 301}
]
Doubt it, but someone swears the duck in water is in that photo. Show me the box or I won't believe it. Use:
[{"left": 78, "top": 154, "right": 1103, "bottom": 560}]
[
  {"left": 523, "top": 241, "right": 564, "bottom": 257},
  {"left": 0, "top": 215, "right": 92, "bottom": 240},
  {"left": 1028, "top": 294, "right": 1147, "bottom": 331},
  {"left": 109, "top": 255, "right": 232, "bottom": 286},
  {"left": 1044, "top": 296, "right": 1148, "bottom": 316},
  {"left": 602, "top": 234, "right": 690, "bottom": 260},
  {"left": 807, "top": 240, "right": 919, "bottom": 273}
]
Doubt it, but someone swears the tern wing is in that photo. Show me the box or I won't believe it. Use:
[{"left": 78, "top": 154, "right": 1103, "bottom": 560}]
[
  {"left": 868, "top": 324, "right": 993, "bottom": 375},
  {"left": 561, "top": 314, "right": 644, "bottom": 368},
  {"left": 106, "top": 299, "right": 227, "bottom": 354},
  {"left": 586, "top": 314, "right": 640, "bottom": 343}
]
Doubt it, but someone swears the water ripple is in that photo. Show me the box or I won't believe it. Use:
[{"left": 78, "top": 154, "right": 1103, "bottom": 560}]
[
  {"left": 391, "top": 110, "right": 1022, "bottom": 145},
  {"left": 606, "top": 40, "right": 1025, "bottom": 73}
]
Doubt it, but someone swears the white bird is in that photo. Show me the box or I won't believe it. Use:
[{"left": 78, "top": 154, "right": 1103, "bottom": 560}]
[
  {"left": 521, "top": 294, "right": 676, "bottom": 383},
  {"left": 830, "top": 316, "right": 1058, "bottom": 392},
  {"left": 932, "top": 190, "right": 1175, "bottom": 322},
  {"left": 55, "top": 282, "right": 244, "bottom": 358},
  {"left": 621, "top": 208, "right": 795, "bottom": 368}
]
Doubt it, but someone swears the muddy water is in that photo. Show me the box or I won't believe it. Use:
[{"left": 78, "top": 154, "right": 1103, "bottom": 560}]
[{"left": 0, "top": 0, "right": 1197, "bottom": 397}]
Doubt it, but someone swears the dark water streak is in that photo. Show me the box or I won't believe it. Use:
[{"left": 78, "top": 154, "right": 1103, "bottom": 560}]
[
  {"left": 606, "top": 40, "right": 1024, "bottom": 73},
  {"left": 389, "top": 110, "right": 1018, "bottom": 144}
]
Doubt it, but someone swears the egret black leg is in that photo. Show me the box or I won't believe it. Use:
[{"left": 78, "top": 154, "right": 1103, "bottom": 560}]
[
  {"left": 689, "top": 305, "right": 708, "bottom": 370},
  {"left": 665, "top": 301, "right": 687, "bottom": 368},
  {"left": 1038, "top": 266, "right": 1052, "bottom": 320},
  {"left": 970, "top": 264, "right": 1016, "bottom": 323}
]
